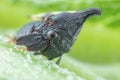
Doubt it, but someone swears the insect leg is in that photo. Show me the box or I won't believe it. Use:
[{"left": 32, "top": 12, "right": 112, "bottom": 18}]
[
  {"left": 33, "top": 51, "right": 41, "bottom": 55},
  {"left": 56, "top": 55, "right": 62, "bottom": 65}
]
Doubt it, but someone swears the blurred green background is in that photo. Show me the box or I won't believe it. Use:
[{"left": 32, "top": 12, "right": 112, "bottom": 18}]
[{"left": 0, "top": 0, "right": 120, "bottom": 79}]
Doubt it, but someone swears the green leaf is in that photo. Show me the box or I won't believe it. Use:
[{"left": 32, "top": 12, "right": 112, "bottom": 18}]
[{"left": 0, "top": 35, "right": 83, "bottom": 80}]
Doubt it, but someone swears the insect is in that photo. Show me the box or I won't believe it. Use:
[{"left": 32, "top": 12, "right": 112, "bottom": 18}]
[{"left": 14, "top": 8, "right": 101, "bottom": 65}]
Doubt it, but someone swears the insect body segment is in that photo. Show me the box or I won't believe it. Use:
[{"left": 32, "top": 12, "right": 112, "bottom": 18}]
[{"left": 14, "top": 8, "right": 101, "bottom": 65}]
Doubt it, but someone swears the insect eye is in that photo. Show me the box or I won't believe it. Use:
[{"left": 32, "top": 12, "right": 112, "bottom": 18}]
[{"left": 47, "top": 31, "right": 57, "bottom": 39}]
